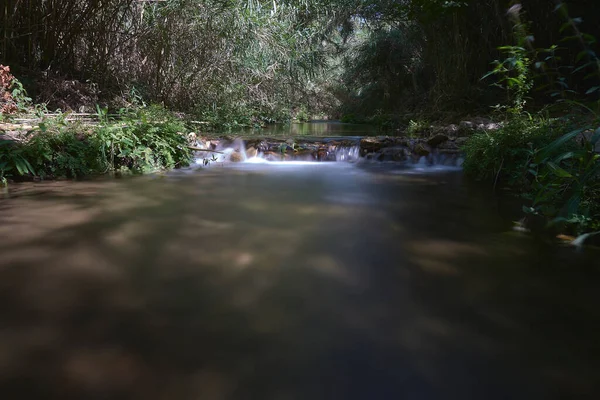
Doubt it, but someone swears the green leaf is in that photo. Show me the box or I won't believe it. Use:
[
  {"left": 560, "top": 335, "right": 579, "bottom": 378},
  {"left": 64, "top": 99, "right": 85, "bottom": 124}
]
[
  {"left": 535, "top": 128, "right": 586, "bottom": 162},
  {"left": 576, "top": 50, "right": 589, "bottom": 63},
  {"left": 586, "top": 86, "right": 600, "bottom": 95},
  {"left": 559, "top": 21, "right": 571, "bottom": 32},
  {"left": 560, "top": 35, "right": 578, "bottom": 42},
  {"left": 15, "top": 159, "right": 29, "bottom": 175},
  {"left": 480, "top": 70, "right": 498, "bottom": 80},
  {"left": 582, "top": 33, "right": 597, "bottom": 45},
  {"left": 547, "top": 161, "right": 573, "bottom": 178},
  {"left": 553, "top": 151, "right": 576, "bottom": 163}
]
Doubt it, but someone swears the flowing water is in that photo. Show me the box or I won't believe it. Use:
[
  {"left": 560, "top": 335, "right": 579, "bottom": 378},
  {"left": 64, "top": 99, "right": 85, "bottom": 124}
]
[{"left": 0, "top": 145, "right": 599, "bottom": 399}]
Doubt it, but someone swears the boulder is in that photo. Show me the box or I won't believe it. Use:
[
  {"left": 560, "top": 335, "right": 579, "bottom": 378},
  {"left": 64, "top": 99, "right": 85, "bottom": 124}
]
[
  {"left": 246, "top": 146, "right": 258, "bottom": 158},
  {"left": 366, "top": 152, "right": 385, "bottom": 161},
  {"left": 426, "top": 134, "right": 449, "bottom": 147},
  {"left": 459, "top": 121, "right": 475, "bottom": 130},
  {"left": 360, "top": 137, "right": 385, "bottom": 154},
  {"left": 229, "top": 151, "right": 244, "bottom": 162},
  {"left": 413, "top": 143, "right": 431, "bottom": 156},
  {"left": 380, "top": 147, "right": 409, "bottom": 161},
  {"left": 316, "top": 148, "right": 329, "bottom": 161},
  {"left": 436, "top": 140, "right": 459, "bottom": 151}
]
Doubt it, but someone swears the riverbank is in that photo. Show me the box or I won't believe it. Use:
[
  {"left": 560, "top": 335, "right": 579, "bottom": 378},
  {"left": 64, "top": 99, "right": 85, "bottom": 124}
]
[
  {"left": 3, "top": 111, "right": 500, "bottom": 183},
  {"left": 0, "top": 106, "right": 193, "bottom": 183},
  {"left": 3, "top": 109, "right": 598, "bottom": 241}
]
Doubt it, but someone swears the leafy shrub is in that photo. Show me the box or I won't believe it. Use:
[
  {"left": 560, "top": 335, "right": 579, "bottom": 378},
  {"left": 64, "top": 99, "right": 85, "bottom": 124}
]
[
  {"left": 1, "top": 105, "right": 192, "bottom": 181},
  {"left": 295, "top": 106, "right": 310, "bottom": 122},
  {"left": 0, "top": 140, "right": 36, "bottom": 184},
  {"left": 24, "top": 121, "right": 100, "bottom": 178},
  {"left": 463, "top": 117, "right": 564, "bottom": 184},
  {"left": 95, "top": 105, "right": 192, "bottom": 173},
  {"left": 0, "top": 65, "right": 32, "bottom": 117},
  {"left": 466, "top": 2, "right": 600, "bottom": 236},
  {"left": 525, "top": 124, "right": 600, "bottom": 234}
]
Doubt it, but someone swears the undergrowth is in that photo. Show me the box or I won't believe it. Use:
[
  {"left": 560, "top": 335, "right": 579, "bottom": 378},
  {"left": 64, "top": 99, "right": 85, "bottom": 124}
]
[
  {"left": 464, "top": 2, "right": 600, "bottom": 237},
  {"left": 0, "top": 105, "right": 192, "bottom": 183}
]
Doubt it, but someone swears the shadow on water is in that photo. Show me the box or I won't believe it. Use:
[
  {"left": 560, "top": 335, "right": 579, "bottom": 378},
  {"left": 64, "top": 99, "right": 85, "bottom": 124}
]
[{"left": 0, "top": 165, "right": 599, "bottom": 399}]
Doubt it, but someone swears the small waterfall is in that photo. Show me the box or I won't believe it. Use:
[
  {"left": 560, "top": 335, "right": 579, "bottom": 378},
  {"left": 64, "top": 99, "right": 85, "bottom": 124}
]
[
  {"left": 194, "top": 137, "right": 362, "bottom": 165},
  {"left": 192, "top": 136, "right": 463, "bottom": 168},
  {"left": 334, "top": 145, "right": 360, "bottom": 162},
  {"left": 193, "top": 137, "right": 247, "bottom": 164}
]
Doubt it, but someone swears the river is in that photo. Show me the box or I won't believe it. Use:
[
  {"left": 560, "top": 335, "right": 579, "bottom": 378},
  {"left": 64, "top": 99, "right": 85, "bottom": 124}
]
[{"left": 0, "top": 139, "right": 599, "bottom": 399}]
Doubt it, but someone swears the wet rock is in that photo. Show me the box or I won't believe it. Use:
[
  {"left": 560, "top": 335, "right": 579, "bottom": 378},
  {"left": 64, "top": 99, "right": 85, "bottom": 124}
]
[
  {"left": 187, "top": 132, "right": 198, "bottom": 144},
  {"left": 246, "top": 146, "right": 257, "bottom": 158},
  {"left": 413, "top": 143, "right": 431, "bottom": 157},
  {"left": 459, "top": 121, "right": 475, "bottom": 130},
  {"left": 436, "top": 140, "right": 459, "bottom": 151},
  {"left": 316, "top": 148, "right": 328, "bottom": 161},
  {"left": 445, "top": 124, "right": 459, "bottom": 134},
  {"left": 262, "top": 151, "right": 283, "bottom": 161},
  {"left": 229, "top": 151, "right": 244, "bottom": 162},
  {"left": 294, "top": 148, "right": 314, "bottom": 157},
  {"left": 254, "top": 140, "right": 270, "bottom": 152},
  {"left": 485, "top": 122, "right": 501, "bottom": 130},
  {"left": 366, "top": 152, "right": 386, "bottom": 161},
  {"left": 378, "top": 147, "right": 408, "bottom": 162},
  {"left": 393, "top": 137, "right": 409, "bottom": 147},
  {"left": 426, "top": 134, "right": 449, "bottom": 147},
  {"left": 472, "top": 116, "right": 493, "bottom": 125},
  {"left": 360, "top": 137, "right": 385, "bottom": 154}
]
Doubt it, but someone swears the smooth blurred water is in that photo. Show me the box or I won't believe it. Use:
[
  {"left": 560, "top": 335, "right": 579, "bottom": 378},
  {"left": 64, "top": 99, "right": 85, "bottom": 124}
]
[{"left": 0, "top": 163, "right": 599, "bottom": 399}]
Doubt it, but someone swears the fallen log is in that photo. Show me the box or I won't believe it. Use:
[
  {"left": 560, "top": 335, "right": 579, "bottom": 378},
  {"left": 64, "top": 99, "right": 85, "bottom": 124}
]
[{"left": 187, "top": 146, "right": 224, "bottom": 154}]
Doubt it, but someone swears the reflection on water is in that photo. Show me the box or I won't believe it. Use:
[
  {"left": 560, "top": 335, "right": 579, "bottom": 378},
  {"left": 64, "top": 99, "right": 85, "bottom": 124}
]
[
  {"left": 239, "top": 121, "right": 381, "bottom": 137},
  {"left": 0, "top": 164, "right": 599, "bottom": 399}
]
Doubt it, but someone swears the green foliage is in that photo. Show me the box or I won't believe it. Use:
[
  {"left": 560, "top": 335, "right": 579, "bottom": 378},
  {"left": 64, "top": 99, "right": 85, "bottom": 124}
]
[
  {"left": 0, "top": 140, "right": 36, "bottom": 182},
  {"left": 464, "top": 116, "right": 599, "bottom": 234},
  {"left": 1, "top": 105, "right": 191, "bottom": 181},
  {"left": 525, "top": 124, "right": 600, "bottom": 234},
  {"left": 25, "top": 118, "right": 100, "bottom": 178},
  {"left": 482, "top": 5, "right": 533, "bottom": 114},
  {"left": 340, "top": 114, "right": 359, "bottom": 123},
  {"left": 463, "top": 117, "right": 561, "bottom": 183},
  {"left": 465, "top": 2, "right": 600, "bottom": 235},
  {"left": 10, "top": 78, "right": 33, "bottom": 112},
  {"left": 406, "top": 119, "right": 430, "bottom": 137},
  {"left": 295, "top": 106, "right": 310, "bottom": 122},
  {"left": 483, "top": 44, "right": 533, "bottom": 114},
  {"left": 95, "top": 105, "right": 192, "bottom": 173},
  {"left": 337, "top": 25, "right": 425, "bottom": 117}
]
